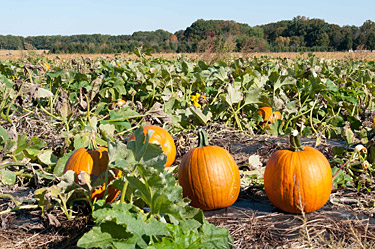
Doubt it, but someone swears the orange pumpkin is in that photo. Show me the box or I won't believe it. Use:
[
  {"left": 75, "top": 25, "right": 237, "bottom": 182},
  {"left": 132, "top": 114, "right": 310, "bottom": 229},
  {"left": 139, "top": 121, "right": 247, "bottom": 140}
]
[
  {"left": 178, "top": 129, "right": 241, "bottom": 210},
  {"left": 264, "top": 130, "right": 332, "bottom": 214},
  {"left": 130, "top": 125, "right": 176, "bottom": 167},
  {"left": 256, "top": 106, "right": 282, "bottom": 127},
  {"left": 63, "top": 146, "right": 121, "bottom": 203}
]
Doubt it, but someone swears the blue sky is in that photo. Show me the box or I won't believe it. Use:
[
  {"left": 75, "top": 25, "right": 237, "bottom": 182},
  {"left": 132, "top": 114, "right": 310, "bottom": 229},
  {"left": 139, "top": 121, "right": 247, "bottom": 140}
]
[{"left": 1, "top": 0, "right": 374, "bottom": 36}]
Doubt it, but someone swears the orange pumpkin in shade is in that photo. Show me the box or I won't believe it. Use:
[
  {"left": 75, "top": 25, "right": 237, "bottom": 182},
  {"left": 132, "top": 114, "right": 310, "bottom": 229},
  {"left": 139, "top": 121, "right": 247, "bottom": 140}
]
[
  {"left": 63, "top": 140, "right": 121, "bottom": 203},
  {"left": 130, "top": 125, "right": 176, "bottom": 167},
  {"left": 264, "top": 130, "right": 332, "bottom": 214},
  {"left": 256, "top": 106, "right": 282, "bottom": 127},
  {"left": 178, "top": 129, "right": 241, "bottom": 210}
]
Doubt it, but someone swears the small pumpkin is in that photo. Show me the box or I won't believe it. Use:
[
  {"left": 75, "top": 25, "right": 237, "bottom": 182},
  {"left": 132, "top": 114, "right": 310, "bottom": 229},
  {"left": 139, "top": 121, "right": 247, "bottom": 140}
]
[
  {"left": 264, "top": 130, "right": 332, "bottom": 214},
  {"left": 178, "top": 129, "right": 241, "bottom": 210},
  {"left": 130, "top": 125, "right": 176, "bottom": 167},
  {"left": 256, "top": 106, "right": 282, "bottom": 127},
  {"left": 63, "top": 137, "right": 121, "bottom": 203}
]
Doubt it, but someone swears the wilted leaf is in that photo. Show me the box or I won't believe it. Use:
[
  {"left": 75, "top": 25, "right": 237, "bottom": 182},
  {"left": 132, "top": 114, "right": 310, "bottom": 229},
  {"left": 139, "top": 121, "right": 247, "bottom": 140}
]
[
  {"left": 90, "top": 75, "right": 103, "bottom": 101},
  {"left": 36, "top": 87, "right": 53, "bottom": 98},
  {"left": 247, "top": 155, "right": 262, "bottom": 169}
]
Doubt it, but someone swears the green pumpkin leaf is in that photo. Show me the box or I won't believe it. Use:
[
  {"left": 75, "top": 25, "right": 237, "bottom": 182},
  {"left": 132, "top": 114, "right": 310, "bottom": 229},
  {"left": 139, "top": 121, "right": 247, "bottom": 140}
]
[
  {"left": 200, "top": 223, "right": 233, "bottom": 249},
  {"left": 190, "top": 106, "right": 211, "bottom": 125},
  {"left": 73, "top": 132, "right": 90, "bottom": 149},
  {"left": 53, "top": 151, "right": 75, "bottom": 176},
  {"left": 224, "top": 83, "right": 243, "bottom": 106},
  {"left": 0, "top": 169, "right": 16, "bottom": 185},
  {"left": 0, "top": 126, "right": 9, "bottom": 143},
  {"left": 127, "top": 128, "right": 166, "bottom": 169},
  {"left": 38, "top": 149, "right": 59, "bottom": 165},
  {"left": 77, "top": 227, "right": 113, "bottom": 249},
  {"left": 243, "top": 87, "right": 263, "bottom": 105}
]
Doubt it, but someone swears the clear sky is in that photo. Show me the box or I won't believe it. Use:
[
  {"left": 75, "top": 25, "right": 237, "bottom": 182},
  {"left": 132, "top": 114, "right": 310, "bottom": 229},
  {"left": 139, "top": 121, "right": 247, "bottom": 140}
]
[{"left": 1, "top": 0, "right": 374, "bottom": 37}]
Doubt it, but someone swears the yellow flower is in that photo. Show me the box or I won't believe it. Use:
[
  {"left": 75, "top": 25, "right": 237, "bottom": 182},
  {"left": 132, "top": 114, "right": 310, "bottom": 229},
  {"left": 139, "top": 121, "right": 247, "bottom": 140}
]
[
  {"left": 191, "top": 93, "right": 206, "bottom": 108},
  {"left": 193, "top": 101, "right": 201, "bottom": 108},
  {"left": 43, "top": 62, "right": 51, "bottom": 71},
  {"left": 191, "top": 93, "right": 200, "bottom": 107},
  {"left": 112, "top": 99, "right": 127, "bottom": 108},
  {"left": 191, "top": 93, "right": 200, "bottom": 102}
]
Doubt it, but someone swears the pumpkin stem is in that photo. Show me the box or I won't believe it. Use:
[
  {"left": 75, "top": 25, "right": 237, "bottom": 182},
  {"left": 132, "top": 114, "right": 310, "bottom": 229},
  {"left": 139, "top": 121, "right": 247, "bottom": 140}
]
[
  {"left": 198, "top": 128, "right": 209, "bottom": 147},
  {"left": 87, "top": 129, "right": 98, "bottom": 150},
  {"left": 290, "top": 130, "right": 304, "bottom": 152}
]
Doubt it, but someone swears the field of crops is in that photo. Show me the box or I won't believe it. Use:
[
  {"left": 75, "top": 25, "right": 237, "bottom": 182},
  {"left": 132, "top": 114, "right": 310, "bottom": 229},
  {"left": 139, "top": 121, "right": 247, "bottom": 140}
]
[{"left": 1, "top": 50, "right": 375, "bottom": 248}]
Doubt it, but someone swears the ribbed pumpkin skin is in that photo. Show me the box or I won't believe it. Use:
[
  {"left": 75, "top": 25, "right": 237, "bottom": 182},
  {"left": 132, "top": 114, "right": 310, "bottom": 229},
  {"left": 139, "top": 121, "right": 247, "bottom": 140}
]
[
  {"left": 178, "top": 145, "right": 241, "bottom": 210},
  {"left": 257, "top": 106, "right": 282, "bottom": 126},
  {"left": 63, "top": 147, "right": 120, "bottom": 203},
  {"left": 264, "top": 146, "right": 332, "bottom": 214},
  {"left": 130, "top": 125, "right": 176, "bottom": 167}
]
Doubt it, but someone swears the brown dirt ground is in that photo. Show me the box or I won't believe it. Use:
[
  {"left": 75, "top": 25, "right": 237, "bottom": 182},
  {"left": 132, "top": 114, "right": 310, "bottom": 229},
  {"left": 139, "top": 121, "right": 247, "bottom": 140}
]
[{"left": 1, "top": 125, "right": 374, "bottom": 248}]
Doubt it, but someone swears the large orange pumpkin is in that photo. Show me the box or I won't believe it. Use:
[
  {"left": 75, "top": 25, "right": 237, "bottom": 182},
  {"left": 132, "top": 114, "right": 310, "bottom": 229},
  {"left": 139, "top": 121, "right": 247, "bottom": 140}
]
[
  {"left": 130, "top": 125, "right": 176, "bottom": 167},
  {"left": 63, "top": 146, "right": 121, "bottom": 203},
  {"left": 178, "top": 129, "right": 241, "bottom": 210},
  {"left": 256, "top": 106, "right": 282, "bottom": 127},
  {"left": 264, "top": 130, "right": 332, "bottom": 214}
]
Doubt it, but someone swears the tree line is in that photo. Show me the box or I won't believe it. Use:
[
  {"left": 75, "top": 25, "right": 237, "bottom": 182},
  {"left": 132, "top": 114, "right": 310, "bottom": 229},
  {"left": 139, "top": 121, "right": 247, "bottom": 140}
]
[{"left": 0, "top": 17, "right": 374, "bottom": 54}]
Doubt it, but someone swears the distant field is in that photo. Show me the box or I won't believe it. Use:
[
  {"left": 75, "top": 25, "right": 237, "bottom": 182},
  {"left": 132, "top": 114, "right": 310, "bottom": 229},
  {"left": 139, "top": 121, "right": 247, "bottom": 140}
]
[{"left": 1, "top": 49, "right": 375, "bottom": 61}]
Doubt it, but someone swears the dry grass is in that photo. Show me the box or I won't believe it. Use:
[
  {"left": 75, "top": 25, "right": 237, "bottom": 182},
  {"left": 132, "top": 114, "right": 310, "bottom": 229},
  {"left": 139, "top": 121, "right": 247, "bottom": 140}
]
[
  {"left": 207, "top": 209, "right": 375, "bottom": 249},
  {"left": 1, "top": 50, "right": 375, "bottom": 61}
]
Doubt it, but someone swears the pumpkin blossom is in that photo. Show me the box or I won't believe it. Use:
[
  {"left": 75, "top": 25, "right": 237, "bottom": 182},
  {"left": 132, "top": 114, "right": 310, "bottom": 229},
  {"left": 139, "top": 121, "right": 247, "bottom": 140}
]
[
  {"left": 191, "top": 93, "right": 206, "bottom": 108},
  {"left": 43, "top": 62, "right": 51, "bottom": 71}
]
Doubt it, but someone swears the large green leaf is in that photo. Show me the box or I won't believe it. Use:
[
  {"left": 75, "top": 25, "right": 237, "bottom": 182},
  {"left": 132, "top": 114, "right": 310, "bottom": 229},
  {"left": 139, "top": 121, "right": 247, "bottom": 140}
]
[
  {"left": 224, "top": 83, "right": 243, "bottom": 106},
  {"left": 127, "top": 128, "right": 166, "bottom": 169},
  {"left": 77, "top": 227, "right": 113, "bottom": 249},
  {"left": 0, "top": 169, "right": 16, "bottom": 185}
]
